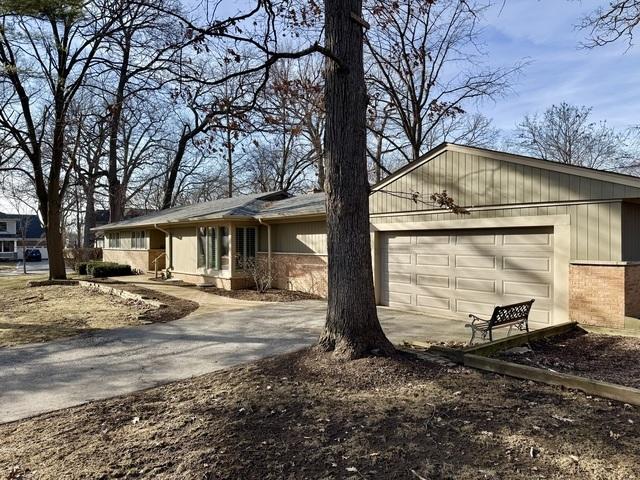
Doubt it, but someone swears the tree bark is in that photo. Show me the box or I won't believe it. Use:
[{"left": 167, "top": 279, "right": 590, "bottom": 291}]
[
  {"left": 319, "top": 0, "right": 394, "bottom": 359},
  {"left": 82, "top": 183, "right": 96, "bottom": 248}
]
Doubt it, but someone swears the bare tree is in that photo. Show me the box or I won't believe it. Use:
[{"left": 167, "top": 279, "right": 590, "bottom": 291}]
[
  {"left": 364, "top": 0, "right": 519, "bottom": 164},
  {"left": 0, "top": 0, "right": 123, "bottom": 279},
  {"left": 581, "top": 1, "right": 640, "bottom": 47},
  {"left": 514, "top": 102, "right": 629, "bottom": 169}
]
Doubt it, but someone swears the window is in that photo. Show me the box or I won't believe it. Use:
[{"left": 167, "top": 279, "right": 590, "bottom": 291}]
[
  {"left": 197, "top": 227, "right": 207, "bottom": 268},
  {"left": 207, "top": 227, "right": 217, "bottom": 269},
  {"left": 108, "top": 232, "right": 121, "bottom": 249},
  {"left": 0, "top": 240, "right": 14, "bottom": 252},
  {"left": 131, "top": 231, "right": 146, "bottom": 249},
  {"left": 236, "top": 227, "right": 257, "bottom": 268},
  {"left": 0, "top": 222, "right": 7, "bottom": 232}
]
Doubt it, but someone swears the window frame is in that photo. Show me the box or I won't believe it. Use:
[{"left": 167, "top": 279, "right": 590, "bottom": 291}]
[{"left": 131, "top": 230, "right": 147, "bottom": 250}]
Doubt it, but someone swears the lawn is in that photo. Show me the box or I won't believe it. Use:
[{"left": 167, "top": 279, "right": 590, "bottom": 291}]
[
  {"left": 0, "top": 275, "right": 196, "bottom": 347},
  {"left": 1, "top": 348, "right": 638, "bottom": 479}
]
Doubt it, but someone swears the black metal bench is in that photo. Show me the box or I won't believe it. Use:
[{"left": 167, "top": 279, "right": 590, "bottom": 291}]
[{"left": 465, "top": 299, "right": 534, "bottom": 344}]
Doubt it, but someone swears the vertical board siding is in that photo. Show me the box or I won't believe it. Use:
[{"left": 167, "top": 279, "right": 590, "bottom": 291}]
[
  {"left": 372, "top": 203, "right": 624, "bottom": 262},
  {"left": 369, "top": 151, "right": 640, "bottom": 262},
  {"left": 268, "top": 221, "right": 327, "bottom": 255}
]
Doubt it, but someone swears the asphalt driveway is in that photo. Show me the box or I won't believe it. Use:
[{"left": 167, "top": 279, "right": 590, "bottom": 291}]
[{"left": 0, "top": 284, "right": 468, "bottom": 424}]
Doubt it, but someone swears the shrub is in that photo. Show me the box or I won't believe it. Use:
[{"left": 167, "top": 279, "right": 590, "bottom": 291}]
[
  {"left": 238, "top": 255, "right": 276, "bottom": 293},
  {"left": 87, "top": 261, "right": 132, "bottom": 278},
  {"left": 76, "top": 259, "right": 104, "bottom": 275},
  {"left": 65, "top": 248, "right": 103, "bottom": 271}
]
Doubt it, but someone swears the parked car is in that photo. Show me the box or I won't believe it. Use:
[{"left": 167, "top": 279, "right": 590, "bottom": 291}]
[{"left": 24, "top": 249, "right": 42, "bottom": 262}]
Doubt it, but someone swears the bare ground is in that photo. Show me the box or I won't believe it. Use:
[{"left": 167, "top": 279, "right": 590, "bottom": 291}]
[
  {"left": 0, "top": 276, "right": 198, "bottom": 347},
  {"left": 496, "top": 330, "right": 640, "bottom": 389},
  {"left": 1, "top": 348, "right": 638, "bottom": 480}
]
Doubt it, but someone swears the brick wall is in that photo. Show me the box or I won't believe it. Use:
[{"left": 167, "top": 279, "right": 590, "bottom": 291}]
[
  {"left": 569, "top": 263, "right": 640, "bottom": 328},
  {"left": 260, "top": 252, "right": 328, "bottom": 298},
  {"left": 624, "top": 265, "right": 640, "bottom": 319}
]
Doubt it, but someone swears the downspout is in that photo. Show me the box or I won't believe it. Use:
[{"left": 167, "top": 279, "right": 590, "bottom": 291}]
[{"left": 154, "top": 224, "right": 172, "bottom": 270}]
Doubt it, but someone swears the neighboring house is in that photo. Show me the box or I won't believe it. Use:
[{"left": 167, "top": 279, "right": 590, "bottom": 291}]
[
  {"left": 94, "top": 143, "right": 640, "bottom": 330},
  {"left": 0, "top": 213, "right": 47, "bottom": 261}
]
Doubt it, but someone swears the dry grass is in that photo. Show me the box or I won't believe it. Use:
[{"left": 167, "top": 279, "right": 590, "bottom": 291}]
[
  {"left": 0, "top": 275, "right": 153, "bottom": 347},
  {"left": 1, "top": 348, "right": 638, "bottom": 479}
]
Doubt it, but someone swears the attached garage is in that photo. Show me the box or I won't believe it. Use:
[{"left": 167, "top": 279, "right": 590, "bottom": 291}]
[
  {"left": 381, "top": 227, "right": 554, "bottom": 324},
  {"left": 370, "top": 143, "right": 640, "bottom": 329}
]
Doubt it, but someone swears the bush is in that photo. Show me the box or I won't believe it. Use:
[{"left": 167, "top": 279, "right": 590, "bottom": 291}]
[
  {"left": 86, "top": 261, "right": 132, "bottom": 278},
  {"left": 76, "top": 259, "right": 104, "bottom": 275},
  {"left": 65, "top": 248, "right": 103, "bottom": 271}
]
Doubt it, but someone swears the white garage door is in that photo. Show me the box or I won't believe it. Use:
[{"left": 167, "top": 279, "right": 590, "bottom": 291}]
[{"left": 381, "top": 227, "right": 554, "bottom": 324}]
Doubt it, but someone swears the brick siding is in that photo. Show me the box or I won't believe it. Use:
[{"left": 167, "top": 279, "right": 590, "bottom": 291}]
[{"left": 569, "top": 263, "right": 640, "bottom": 328}]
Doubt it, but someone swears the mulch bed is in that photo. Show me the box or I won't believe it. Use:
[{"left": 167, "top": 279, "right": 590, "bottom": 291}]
[
  {"left": 91, "top": 279, "right": 199, "bottom": 323},
  {"left": 1, "top": 348, "right": 638, "bottom": 479},
  {"left": 495, "top": 330, "right": 640, "bottom": 389},
  {"left": 148, "top": 277, "right": 320, "bottom": 302},
  {"left": 199, "top": 286, "right": 320, "bottom": 302}
]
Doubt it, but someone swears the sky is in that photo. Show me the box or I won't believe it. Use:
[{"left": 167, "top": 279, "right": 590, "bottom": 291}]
[{"left": 477, "top": 0, "right": 640, "bottom": 131}]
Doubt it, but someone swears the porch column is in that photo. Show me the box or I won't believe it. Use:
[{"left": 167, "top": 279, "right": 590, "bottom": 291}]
[{"left": 228, "top": 224, "right": 235, "bottom": 277}]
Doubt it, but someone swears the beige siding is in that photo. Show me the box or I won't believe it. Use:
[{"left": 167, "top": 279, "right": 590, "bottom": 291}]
[
  {"left": 169, "top": 226, "right": 197, "bottom": 272},
  {"left": 369, "top": 150, "right": 638, "bottom": 262},
  {"left": 261, "top": 221, "right": 327, "bottom": 255},
  {"left": 372, "top": 203, "right": 623, "bottom": 261},
  {"left": 370, "top": 151, "right": 640, "bottom": 215}
]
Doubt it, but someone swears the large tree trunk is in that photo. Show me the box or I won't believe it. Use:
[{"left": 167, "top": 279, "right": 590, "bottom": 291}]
[
  {"left": 82, "top": 183, "right": 96, "bottom": 248},
  {"left": 319, "top": 0, "right": 394, "bottom": 359},
  {"left": 47, "top": 198, "right": 67, "bottom": 280}
]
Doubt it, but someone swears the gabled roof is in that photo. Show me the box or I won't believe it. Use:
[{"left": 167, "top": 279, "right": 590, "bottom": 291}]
[
  {"left": 93, "top": 191, "right": 294, "bottom": 231},
  {"left": 371, "top": 142, "right": 640, "bottom": 192}
]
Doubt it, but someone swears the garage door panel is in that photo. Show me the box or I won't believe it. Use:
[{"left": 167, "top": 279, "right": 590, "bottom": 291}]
[
  {"left": 503, "top": 280, "right": 550, "bottom": 298},
  {"left": 417, "top": 274, "right": 450, "bottom": 288},
  {"left": 387, "top": 291, "right": 412, "bottom": 305},
  {"left": 455, "top": 255, "right": 496, "bottom": 269},
  {"left": 456, "top": 234, "right": 497, "bottom": 245},
  {"left": 381, "top": 227, "right": 554, "bottom": 323},
  {"left": 456, "top": 299, "right": 496, "bottom": 316},
  {"left": 529, "top": 309, "right": 550, "bottom": 324},
  {"left": 503, "top": 233, "right": 551, "bottom": 245},
  {"left": 416, "top": 235, "right": 450, "bottom": 244},
  {"left": 456, "top": 277, "right": 496, "bottom": 294},
  {"left": 386, "top": 253, "right": 412, "bottom": 264},
  {"left": 503, "top": 256, "right": 551, "bottom": 272},
  {"left": 417, "top": 295, "right": 450, "bottom": 310},
  {"left": 417, "top": 254, "right": 449, "bottom": 266},
  {"left": 387, "top": 272, "right": 412, "bottom": 284}
]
